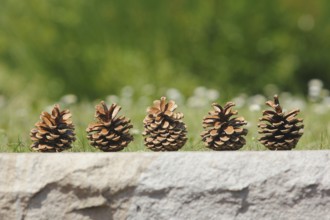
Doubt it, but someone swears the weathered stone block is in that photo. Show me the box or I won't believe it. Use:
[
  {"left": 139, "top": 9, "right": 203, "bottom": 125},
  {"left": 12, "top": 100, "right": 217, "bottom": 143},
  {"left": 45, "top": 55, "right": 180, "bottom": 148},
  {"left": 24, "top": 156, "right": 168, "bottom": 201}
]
[{"left": 0, "top": 151, "right": 329, "bottom": 220}]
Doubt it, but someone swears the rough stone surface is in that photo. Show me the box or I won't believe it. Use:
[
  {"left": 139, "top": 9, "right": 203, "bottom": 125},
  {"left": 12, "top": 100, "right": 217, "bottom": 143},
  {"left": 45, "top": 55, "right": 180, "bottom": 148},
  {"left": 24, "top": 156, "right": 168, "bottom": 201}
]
[{"left": 1, "top": 151, "right": 330, "bottom": 220}]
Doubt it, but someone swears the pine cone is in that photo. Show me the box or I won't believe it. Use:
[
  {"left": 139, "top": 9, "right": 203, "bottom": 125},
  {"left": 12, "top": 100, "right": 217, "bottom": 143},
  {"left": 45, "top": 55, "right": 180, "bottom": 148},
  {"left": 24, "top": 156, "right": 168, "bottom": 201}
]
[
  {"left": 143, "top": 97, "right": 187, "bottom": 151},
  {"left": 201, "top": 102, "right": 248, "bottom": 150},
  {"left": 86, "top": 101, "right": 133, "bottom": 152},
  {"left": 258, "top": 95, "right": 304, "bottom": 150},
  {"left": 30, "top": 105, "right": 76, "bottom": 152}
]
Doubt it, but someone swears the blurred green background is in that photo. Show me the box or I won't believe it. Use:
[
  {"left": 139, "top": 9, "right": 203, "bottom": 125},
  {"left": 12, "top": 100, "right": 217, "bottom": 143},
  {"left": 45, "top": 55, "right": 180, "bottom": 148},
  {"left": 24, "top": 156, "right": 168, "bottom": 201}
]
[
  {"left": 0, "top": 0, "right": 330, "bottom": 100},
  {"left": 1, "top": 0, "right": 330, "bottom": 152}
]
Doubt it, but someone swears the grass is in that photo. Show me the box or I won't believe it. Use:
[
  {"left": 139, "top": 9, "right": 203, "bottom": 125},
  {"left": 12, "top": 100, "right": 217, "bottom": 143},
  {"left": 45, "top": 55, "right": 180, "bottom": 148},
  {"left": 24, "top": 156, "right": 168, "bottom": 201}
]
[{"left": 0, "top": 93, "right": 329, "bottom": 152}]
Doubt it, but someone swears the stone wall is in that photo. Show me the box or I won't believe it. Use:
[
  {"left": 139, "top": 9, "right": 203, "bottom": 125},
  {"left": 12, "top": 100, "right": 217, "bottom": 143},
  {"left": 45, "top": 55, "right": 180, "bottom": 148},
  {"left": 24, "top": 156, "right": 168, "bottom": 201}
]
[{"left": 0, "top": 151, "right": 330, "bottom": 220}]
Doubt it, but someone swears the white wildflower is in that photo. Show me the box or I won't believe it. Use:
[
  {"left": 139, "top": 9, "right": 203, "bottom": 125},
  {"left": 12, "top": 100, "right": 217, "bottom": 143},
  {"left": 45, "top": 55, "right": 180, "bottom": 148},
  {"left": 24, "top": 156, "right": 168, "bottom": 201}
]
[
  {"left": 206, "top": 89, "right": 219, "bottom": 102},
  {"left": 106, "top": 95, "right": 119, "bottom": 104},
  {"left": 166, "top": 88, "right": 184, "bottom": 104},
  {"left": 60, "top": 94, "right": 77, "bottom": 105},
  {"left": 308, "top": 79, "right": 323, "bottom": 102}
]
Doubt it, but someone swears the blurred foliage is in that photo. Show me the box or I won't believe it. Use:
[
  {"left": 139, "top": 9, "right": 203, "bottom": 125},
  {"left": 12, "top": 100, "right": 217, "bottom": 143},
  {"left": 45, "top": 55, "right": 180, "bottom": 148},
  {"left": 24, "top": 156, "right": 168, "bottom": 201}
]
[{"left": 1, "top": 0, "right": 330, "bottom": 99}]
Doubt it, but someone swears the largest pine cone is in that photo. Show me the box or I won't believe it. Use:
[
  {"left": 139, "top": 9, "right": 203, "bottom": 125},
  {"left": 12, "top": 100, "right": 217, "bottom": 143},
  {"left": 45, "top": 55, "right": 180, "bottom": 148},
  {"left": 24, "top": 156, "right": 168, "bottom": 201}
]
[
  {"left": 30, "top": 105, "right": 76, "bottom": 152},
  {"left": 258, "top": 95, "right": 304, "bottom": 150},
  {"left": 143, "top": 97, "right": 187, "bottom": 151}
]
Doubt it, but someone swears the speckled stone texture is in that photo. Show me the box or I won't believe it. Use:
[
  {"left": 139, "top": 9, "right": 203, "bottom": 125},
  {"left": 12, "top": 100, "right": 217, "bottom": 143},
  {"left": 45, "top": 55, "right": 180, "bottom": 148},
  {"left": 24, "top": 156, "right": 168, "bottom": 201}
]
[{"left": 0, "top": 151, "right": 330, "bottom": 220}]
